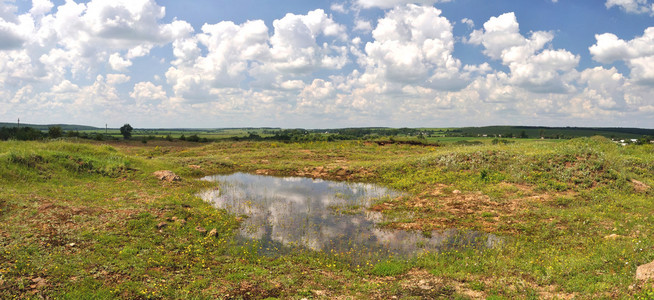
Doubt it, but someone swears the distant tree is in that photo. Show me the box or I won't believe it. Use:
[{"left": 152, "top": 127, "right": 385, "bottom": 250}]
[
  {"left": 636, "top": 135, "right": 653, "bottom": 145},
  {"left": 187, "top": 134, "right": 200, "bottom": 142},
  {"left": 247, "top": 132, "right": 262, "bottom": 140},
  {"left": 519, "top": 130, "right": 528, "bottom": 139},
  {"left": 179, "top": 134, "right": 186, "bottom": 141},
  {"left": 120, "top": 124, "right": 133, "bottom": 140},
  {"left": 1, "top": 127, "right": 44, "bottom": 141},
  {"left": 48, "top": 126, "right": 63, "bottom": 139}
]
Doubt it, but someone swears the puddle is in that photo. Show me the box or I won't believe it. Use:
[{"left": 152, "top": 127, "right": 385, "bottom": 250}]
[{"left": 199, "top": 173, "right": 501, "bottom": 261}]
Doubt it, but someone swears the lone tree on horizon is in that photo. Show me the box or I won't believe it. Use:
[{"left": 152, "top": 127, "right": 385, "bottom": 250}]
[
  {"left": 120, "top": 124, "right": 133, "bottom": 140},
  {"left": 48, "top": 126, "right": 63, "bottom": 139}
]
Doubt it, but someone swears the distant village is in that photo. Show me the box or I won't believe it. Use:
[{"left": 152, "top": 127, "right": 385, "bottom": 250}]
[{"left": 613, "top": 138, "right": 654, "bottom": 146}]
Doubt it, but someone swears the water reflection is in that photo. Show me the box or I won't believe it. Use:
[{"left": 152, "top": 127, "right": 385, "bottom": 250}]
[{"left": 199, "top": 173, "right": 501, "bottom": 260}]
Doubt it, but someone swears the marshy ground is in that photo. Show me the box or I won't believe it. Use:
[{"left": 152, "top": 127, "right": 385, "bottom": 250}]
[{"left": 0, "top": 137, "right": 653, "bottom": 298}]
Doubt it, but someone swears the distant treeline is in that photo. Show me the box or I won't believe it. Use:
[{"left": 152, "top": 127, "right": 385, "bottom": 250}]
[
  {"left": 2, "top": 124, "right": 653, "bottom": 143},
  {"left": 0, "top": 127, "right": 45, "bottom": 141},
  {"left": 445, "top": 126, "right": 654, "bottom": 139},
  {"left": 231, "top": 128, "right": 431, "bottom": 142},
  {"left": 0, "top": 126, "right": 119, "bottom": 141},
  {"left": 0, "top": 122, "right": 99, "bottom": 131}
]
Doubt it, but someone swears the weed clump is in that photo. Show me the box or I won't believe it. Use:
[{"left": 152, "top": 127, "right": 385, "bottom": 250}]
[{"left": 371, "top": 260, "right": 410, "bottom": 276}]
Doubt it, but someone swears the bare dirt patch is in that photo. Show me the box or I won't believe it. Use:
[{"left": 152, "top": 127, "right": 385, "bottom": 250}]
[
  {"left": 631, "top": 179, "right": 650, "bottom": 192},
  {"left": 362, "top": 269, "right": 484, "bottom": 299},
  {"left": 295, "top": 166, "right": 374, "bottom": 181},
  {"left": 373, "top": 182, "right": 575, "bottom": 232}
]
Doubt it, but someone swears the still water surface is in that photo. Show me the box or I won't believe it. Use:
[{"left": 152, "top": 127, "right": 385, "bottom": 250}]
[{"left": 199, "top": 173, "right": 500, "bottom": 260}]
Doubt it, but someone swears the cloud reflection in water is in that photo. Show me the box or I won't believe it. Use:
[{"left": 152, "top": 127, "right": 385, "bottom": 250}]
[{"left": 199, "top": 173, "right": 501, "bottom": 259}]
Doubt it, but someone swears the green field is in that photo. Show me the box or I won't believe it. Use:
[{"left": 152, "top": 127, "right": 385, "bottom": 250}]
[{"left": 1, "top": 137, "right": 653, "bottom": 298}]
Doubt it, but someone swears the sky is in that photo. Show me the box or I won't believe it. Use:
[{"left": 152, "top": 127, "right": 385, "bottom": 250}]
[{"left": 1, "top": 0, "right": 654, "bottom": 129}]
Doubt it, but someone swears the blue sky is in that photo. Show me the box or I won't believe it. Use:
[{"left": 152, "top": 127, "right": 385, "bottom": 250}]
[{"left": 1, "top": 0, "right": 654, "bottom": 128}]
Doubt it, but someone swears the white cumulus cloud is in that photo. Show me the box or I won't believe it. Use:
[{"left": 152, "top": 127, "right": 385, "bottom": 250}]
[
  {"left": 360, "top": 4, "right": 464, "bottom": 88},
  {"left": 605, "top": 0, "right": 654, "bottom": 15},
  {"left": 469, "top": 12, "right": 579, "bottom": 93},
  {"left": 166, "top": 9, "right": 348, "bottom": 103},
  {"left": 130, "top": 81, "right": 167, "bottom": 105},
  {"left": 356, "top": 0, "right": 452, "bottom": 9},
  {"left": 590, "top": 27, "right": 654, "bottom": 84}
]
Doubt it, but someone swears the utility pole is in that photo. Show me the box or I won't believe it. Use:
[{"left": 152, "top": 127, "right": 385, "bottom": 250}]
[
  {"left": 17, "top": 118, "right": 20, "bottom": 129},
  {"left": 105, "top": 124, "right": 108, "bottom": 134}
]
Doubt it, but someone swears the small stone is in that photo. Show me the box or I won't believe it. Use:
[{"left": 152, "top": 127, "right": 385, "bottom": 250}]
[
  {"left": 636, "top": 260, "right": 654, "bottom": 280},
  {"left": 207, "top": 228, "right": 217, "bottom": 237},
  {"left": 195, "top": 226, "right": 207, "bottom": 233},
  {"left": 604, "top": 234, "right": 621, "bottom": 240},
  {"left": 156, "top": 222, "right": 167, "bottom": 230},
  {"left": 152, "top": 170, "right": 181, "bottom": 182},
  {"left": 255, "top": 169, "right": 270, "bottom": 175},
  {"left": 418, "top": 279, "right": 432, "bottom": 290},
  {"left": 452, "top": 190, "right": 461, "bottom": 194},
  {"left": 31, "top": 277, "right": 46, "bottom": 289},
  {"left": 67, "top": 242, "right": 76, "bottom": 247},
  {"left": 188, "top": 165, "right": 201, "bottom": 169}
]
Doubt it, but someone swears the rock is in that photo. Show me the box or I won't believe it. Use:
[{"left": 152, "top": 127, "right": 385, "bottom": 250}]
[
  {"left": 255, "top": 169, "right": 270, "bottom": 175},
  {"left": 195, "top": 226, "right": 207, "bottom": 233},
  {"left": 31, "top": 277, "right": 47, "bottom": 289},
  {"left": 188, "top": 165, "right": 201, "bottom": 169},
  {"left": 207, "top": 228, "right": 217, "bottom": 237},
  {"left": 153, "top": 170, "right": 181, "bottom": 182},
  {"left": 171, "top": 216, "right": 187, "bottom": 226},
  {"left": 336, "top": 169, "right": 348, "bottom": 176},
  {"left": 604, "top": 234, "right": 622, "bottom": 240},
  {"left": 67, "top": 242, "right": 76, "bottom": 247},
  {"left": 636, "top": 260, "right": 654, "bottom": 280},
  {"left": 156, "top": 222, "right": 167, "bottom": 229},
  {"left": 452, "top": 190, "right": 461, "bottom": 194}
]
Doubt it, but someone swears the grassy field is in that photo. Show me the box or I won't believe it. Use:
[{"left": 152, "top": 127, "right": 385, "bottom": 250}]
[{"left": 1, "top": 138, "right": 653, "bottom": 298}]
